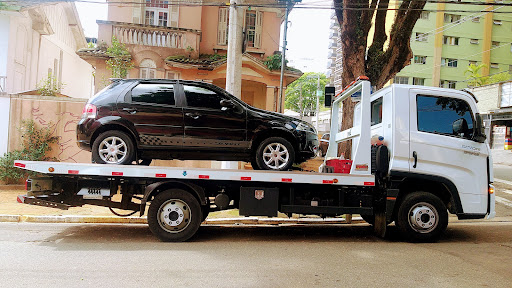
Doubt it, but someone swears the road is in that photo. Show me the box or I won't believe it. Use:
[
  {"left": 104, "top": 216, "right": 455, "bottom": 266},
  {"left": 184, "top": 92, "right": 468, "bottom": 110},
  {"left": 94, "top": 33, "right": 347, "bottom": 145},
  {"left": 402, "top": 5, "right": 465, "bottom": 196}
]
[{"left": 1, "top": 220, "right": 512, "bottom": 288}]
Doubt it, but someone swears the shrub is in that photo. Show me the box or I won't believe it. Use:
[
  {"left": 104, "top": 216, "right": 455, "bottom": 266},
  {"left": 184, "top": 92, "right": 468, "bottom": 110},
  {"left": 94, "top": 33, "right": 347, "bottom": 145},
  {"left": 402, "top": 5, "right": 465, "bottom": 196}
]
[{"left": 0, "top": 120, "right": 59, "bottom": 184}]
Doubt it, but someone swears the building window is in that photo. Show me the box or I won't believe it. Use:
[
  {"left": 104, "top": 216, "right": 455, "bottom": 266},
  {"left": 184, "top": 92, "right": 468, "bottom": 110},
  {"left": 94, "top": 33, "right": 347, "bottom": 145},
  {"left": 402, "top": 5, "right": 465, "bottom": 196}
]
[
  {"left": 145, "top": 0, "right": 178, "bottom": 27},
  {"left": 469, "top": 61, "right": 477, "bottom": 66},
  {"left": 444, "top": 14, "right": 461, "bottom": 23},
  {"left": 494, "top": 20, "right": 502, "bottom": 25},
  {"left": 139, "top": 58, "right": 157, "bottom": 78},
  {"left": 414, "top": 55, "right": 427, "bottom": 64},
  {"left": 166, "top": 71, "right": 180, "bottom": 79},
  {"left": 491, "top": 63, "right": 499, "bottom": 69},
  {"left": 245, "top": 11, "right": 263, "bottom": 48},
  {"left": 441, "top": 58, "right": 458, "bottom": 68},
  {"left": 394, "top": 76, "right": 409, "bottom": 84},
  {"left": 416, "top": 32, "right": 428, "bottom": 42},
  {"left": 440, "top": 80, "right": 457, "bottom": 89},
  {"left": 470, "top": 39, "right": 479, "bottom": 44},
  {"left": 443, "top": 36, "right": 459, "bottom": 45},
  {"left": 217, "top": 9, "right": 262, "bottom": 48},
  {"left": 420, "top": 11, "right": 429, "bottom": 20},
  {"left": 413, "top": 78, "right": 425, "bottom": 85},
  {"left": 472, "top": 17, "right": 480, "bottom": 23},
  {"left": 492, "top": 41, "right": 500, "bottom": 48}
]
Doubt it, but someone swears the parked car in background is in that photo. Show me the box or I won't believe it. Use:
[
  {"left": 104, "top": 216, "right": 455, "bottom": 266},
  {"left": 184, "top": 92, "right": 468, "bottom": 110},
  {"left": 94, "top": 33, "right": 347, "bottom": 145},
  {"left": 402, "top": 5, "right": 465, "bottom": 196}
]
[
  {"left": 318, "top": 133, "right": 330, "bottom": 157},
  {"left": 77, "top": 79, "right": 319, "bottom": 171}
]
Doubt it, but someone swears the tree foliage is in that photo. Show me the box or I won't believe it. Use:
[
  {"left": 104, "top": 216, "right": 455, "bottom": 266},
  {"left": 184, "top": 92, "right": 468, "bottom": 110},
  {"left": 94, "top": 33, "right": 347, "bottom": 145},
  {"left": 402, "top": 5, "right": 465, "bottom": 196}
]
[
  {"left": 285, "top": 73, "right": 328, "bottom": 117},
  {"left": 465, "top": 64, "right": 512, "bottom": 87},
  {"left": 106, "top": 37, "right": 134, "bottom": 79},
  {"left": 36, "top": 72, "right": 64, "bottom": 96},
  {"left": 264, "top": 53, "right": 287, "bottom": 71}
]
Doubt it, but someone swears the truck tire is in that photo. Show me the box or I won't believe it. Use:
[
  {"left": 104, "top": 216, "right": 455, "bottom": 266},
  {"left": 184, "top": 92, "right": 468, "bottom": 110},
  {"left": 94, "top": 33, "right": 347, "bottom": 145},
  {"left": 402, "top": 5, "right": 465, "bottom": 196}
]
[
  {"left": 148, "top": 189, "right": 202, "bottom": 242},
  {"left": 92, "top": 131, "right": 135, "bottom": 165},
  {"left": 396, "top": 192, "right": 448, "bottom": 242},
  {"left": 255, "top": 137, "right": 295, "bottom": 171}
]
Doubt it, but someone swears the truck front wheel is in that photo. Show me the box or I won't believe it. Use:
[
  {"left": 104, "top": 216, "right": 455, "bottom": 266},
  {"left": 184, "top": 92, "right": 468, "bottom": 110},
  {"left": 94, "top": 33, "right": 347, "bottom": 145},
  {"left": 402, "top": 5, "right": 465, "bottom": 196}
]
[
  {"left": 396, "top": 192, "right": 448, "bottom": 242},
  {"left": 148, "top": 189, "right": 202, "bottom": 242}
]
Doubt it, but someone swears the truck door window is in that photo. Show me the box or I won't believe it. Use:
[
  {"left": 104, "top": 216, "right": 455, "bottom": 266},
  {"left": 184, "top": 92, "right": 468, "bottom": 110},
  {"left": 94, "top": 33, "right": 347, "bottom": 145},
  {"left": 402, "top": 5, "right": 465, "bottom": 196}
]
[
  {"left": 131, "top": 83, "right": 176, "bottom": 106},
  {"left": 417, "top": 95, "right": 474, "bottom": 139},
  {"left": 371, "top": 98, "right": 383, "bottom": 126}
]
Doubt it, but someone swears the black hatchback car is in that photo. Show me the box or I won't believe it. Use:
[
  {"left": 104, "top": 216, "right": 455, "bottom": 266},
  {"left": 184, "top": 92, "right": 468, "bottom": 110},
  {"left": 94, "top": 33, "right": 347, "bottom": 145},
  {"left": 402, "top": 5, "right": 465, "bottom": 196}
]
[{"left": 77, "top": 79, "right": 318, "bottom": 171}]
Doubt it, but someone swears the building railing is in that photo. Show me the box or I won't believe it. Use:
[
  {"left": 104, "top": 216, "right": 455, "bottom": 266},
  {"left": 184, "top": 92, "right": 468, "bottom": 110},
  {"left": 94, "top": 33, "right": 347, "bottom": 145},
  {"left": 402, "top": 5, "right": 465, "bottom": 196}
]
[{"left": 98, "top": 21, "right": 201, "bottom": 50}]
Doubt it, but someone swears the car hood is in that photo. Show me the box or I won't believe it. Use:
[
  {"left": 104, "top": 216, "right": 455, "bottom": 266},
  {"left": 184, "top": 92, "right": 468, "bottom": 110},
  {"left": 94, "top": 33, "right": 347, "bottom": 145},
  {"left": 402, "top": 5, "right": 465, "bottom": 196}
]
[{"left": 247, "top": 106, "right": 304, "bottom": 124}]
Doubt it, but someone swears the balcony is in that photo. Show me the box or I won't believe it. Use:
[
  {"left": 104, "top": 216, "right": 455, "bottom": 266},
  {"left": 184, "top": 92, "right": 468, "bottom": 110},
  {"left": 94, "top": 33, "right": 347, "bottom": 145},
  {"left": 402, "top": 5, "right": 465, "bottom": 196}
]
[{"left": 97, "top": 20, "right": 201, "bottom": 51}]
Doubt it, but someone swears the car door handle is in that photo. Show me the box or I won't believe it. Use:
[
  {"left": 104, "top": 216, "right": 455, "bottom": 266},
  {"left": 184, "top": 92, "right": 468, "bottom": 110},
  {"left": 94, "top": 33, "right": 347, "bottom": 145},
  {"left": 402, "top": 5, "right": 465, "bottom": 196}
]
[
  {"left": 122, "top": 108, "right": 137, "bottom": 114},
  {"left": 186, "top": 112, "right": 201, "bottom": 120},
  {"left": 412, "top": 151, "right": 417, "bottom": 168}
]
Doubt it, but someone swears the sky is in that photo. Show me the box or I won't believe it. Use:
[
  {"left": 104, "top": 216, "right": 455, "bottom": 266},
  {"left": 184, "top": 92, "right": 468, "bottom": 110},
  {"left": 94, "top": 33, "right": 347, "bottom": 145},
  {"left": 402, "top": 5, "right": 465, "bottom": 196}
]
[{"left": 75, "top": 0, "right": 331, "bottom": 74}]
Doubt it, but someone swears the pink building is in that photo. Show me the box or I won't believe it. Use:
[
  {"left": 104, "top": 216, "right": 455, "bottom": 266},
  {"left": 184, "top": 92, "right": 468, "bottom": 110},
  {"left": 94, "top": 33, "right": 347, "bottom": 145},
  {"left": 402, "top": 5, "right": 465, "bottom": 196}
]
[{"left": 78, "top": 0, "right": 301, "bottom": 112}]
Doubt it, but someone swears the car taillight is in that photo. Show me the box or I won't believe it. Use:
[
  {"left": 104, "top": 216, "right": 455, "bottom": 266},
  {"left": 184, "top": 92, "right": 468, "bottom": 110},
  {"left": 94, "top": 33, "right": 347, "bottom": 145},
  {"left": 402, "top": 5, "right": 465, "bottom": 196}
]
[{"left": 82, "top": 104, "right": 97, "bottom": 119}]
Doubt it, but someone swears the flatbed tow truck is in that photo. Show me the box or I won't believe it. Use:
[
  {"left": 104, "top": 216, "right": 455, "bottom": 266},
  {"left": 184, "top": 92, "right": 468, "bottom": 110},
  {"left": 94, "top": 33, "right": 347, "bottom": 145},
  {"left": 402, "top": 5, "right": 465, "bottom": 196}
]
[{"left": 15, "top": 77, "right": 495, "bottom": 242}]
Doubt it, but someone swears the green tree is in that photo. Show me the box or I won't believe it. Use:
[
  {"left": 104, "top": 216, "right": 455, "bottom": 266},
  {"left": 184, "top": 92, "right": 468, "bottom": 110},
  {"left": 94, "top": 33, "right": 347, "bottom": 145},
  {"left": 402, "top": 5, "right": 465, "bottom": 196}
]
[
  {"left": 285, "top": 73, "right": 328, "bottom": 117},
  {"left": 465, "top": 64, "right": 489, "bottom": 87},
  {"left": 489, "top": 72, "right": 511, "bottom": 84},
  {"left": 36, "top": 72, "right": 64, "bottom": 96},
  {"left": 106, "top": 37, "right": 134, "bottom": 78}
]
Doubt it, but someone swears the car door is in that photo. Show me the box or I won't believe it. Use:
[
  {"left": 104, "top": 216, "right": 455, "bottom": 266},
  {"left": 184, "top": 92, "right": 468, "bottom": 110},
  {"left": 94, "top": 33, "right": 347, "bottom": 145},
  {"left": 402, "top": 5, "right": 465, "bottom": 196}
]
[
  {"left": 179, "top": 83, "right": 247, "bottom": 151},
  {"left": 409, "top": 89, "right": 489, "bottom": 214},
  {"left": 117, "top": 82, "right": 183, "bottom": 149}
]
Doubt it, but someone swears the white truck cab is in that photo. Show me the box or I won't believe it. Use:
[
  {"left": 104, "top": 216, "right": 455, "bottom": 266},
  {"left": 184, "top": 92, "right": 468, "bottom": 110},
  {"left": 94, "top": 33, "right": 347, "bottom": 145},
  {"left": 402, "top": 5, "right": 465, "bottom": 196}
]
[{"left": 325, "top": 78, "right": 495, "bottom": 240}]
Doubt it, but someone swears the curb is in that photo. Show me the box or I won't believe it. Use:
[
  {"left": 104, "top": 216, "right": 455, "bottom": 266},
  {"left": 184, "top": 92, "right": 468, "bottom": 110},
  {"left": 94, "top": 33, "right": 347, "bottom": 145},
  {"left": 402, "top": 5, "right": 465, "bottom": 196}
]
[{"left": 0, "top": 214, "right": 364, "bottom": 225}]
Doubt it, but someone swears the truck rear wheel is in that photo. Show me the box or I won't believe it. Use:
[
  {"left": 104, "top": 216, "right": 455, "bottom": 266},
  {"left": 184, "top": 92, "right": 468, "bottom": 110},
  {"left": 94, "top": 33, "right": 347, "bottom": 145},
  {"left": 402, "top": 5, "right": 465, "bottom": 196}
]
[
  {"left": 396, "top": 192, "right": 448, "bottom": 242},
  {"left": 148, "top": 189, "right": 202, "bottom": 242}
]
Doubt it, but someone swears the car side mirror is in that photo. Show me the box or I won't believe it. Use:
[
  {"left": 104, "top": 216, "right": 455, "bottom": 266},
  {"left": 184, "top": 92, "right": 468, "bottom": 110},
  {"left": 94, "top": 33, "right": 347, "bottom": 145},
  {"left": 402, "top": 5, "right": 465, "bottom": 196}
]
[
  {"left": 220, "top": 99, "right": 234, "bottom": 109},
  {"left": 452, "top": 118, "right": 468, "bottom": 136}
]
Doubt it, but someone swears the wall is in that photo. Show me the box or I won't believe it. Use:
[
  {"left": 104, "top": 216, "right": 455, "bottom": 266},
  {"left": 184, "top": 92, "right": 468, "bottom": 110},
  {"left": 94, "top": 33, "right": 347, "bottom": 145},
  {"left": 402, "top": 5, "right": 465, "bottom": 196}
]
[
  {"left": 0, "top": 14, "right": 9, "bottom": 80},
  {"left": 470, "top": 83, "right": 500, "bottom": 114},
  {"left": 8, "top": 95, "right": 90, "bottom": 163}
]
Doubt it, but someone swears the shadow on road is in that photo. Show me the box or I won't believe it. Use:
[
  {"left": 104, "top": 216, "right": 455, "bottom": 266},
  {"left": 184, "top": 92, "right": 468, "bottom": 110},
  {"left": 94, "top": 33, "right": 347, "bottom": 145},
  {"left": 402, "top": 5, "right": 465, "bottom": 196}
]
[{"left": 38, "top": 221, "right": 512, "bottom": 250}]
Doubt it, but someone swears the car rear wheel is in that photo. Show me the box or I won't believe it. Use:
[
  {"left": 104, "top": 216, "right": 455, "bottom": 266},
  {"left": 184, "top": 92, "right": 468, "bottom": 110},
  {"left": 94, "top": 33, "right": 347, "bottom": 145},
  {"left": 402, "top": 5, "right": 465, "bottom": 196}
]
[
  {"left": 255, "top": 137, "right": 295, "bottom": 171},
  {"left": 92, "top": 131, "right": 135, "bottom": 165}
]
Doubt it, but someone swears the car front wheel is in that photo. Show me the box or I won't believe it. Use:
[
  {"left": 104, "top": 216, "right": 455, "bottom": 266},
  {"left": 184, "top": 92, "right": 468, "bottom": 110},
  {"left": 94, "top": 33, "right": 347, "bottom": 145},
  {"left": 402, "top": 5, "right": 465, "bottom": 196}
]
[
  {"left": 254, "top": 137, "right": 295, "bottom": 171},
  {"left": 92, "top": 131, "right": 135, "bottom": 165}
]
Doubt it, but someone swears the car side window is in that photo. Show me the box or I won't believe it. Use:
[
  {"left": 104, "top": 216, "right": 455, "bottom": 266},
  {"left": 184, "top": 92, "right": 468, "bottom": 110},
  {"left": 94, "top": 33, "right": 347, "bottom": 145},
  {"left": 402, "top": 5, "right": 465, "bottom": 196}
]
[
  {"left": 371, "top": 97, "right": 383, "bottom": 126},
  {"left": 131, "top": 83, "right": 176, "bottom": 106},
  {"left": 417, "top": 95, "right": 474, "bottom": 139},
  {"left": 183, "top": 85, "right": 223, "bottom": 110}
]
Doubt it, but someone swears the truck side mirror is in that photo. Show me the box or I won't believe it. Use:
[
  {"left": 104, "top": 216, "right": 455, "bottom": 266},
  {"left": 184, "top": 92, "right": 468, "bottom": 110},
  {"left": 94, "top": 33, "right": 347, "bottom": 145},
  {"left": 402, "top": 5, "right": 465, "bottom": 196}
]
[
  {"left": 452, "top": 118, "right": 468, "bottom": 136},
  {"left": 473, "top": 113, "right": 486, "bottom": 143},
  {"left": 325, "top": 86, "right": 335, "bottom": 107}
]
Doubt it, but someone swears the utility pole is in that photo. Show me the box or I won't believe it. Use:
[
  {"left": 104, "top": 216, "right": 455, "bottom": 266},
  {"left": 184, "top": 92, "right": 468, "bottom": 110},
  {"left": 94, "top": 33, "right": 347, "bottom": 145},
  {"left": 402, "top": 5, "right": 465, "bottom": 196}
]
[
  {"left": 299, "top": 85, "right": 303, "bottom": 120},
  {"left": 222, "top": 0, "right": 244, "bottom": 170},
  {"left": 278, "top": 0, "right": 292, "bottom": 113}
]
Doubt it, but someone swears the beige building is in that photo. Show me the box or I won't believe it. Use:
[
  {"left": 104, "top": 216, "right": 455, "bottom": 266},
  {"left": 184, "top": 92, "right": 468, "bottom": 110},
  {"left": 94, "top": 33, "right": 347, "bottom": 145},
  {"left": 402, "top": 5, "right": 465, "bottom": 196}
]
[
  {"left": 0, "top": 2, "right": 94, "bottom": 98},
  {"left": 79, "top": 0, "right": 301, "bottom": 112}
]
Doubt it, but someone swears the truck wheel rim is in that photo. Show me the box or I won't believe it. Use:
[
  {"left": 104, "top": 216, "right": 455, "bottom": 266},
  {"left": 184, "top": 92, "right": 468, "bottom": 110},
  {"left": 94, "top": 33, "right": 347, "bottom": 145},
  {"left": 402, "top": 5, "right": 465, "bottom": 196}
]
[
  {"left": 262, "top": 142, "right": 290, "bottom": 170},
  {"left": 158, "top": 199, "right": 191, "bottom": 233},
  {"left": 408, "top": 202, "right": 438, "bottom": 233},
  {"left": 98, "top": 136, "right": 128, "bottom": 164}
]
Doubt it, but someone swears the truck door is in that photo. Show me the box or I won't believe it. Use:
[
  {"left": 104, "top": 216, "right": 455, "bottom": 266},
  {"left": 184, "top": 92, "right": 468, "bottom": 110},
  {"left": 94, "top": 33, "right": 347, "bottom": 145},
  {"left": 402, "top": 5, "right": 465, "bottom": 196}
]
[{"left": 409, "top": 89, "right": 489, "bottom": 215}]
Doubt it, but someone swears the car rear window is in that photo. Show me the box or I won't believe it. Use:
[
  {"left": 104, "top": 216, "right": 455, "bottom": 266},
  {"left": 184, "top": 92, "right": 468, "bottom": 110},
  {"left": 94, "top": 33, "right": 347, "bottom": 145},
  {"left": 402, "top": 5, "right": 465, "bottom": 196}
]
[
  {"left": 131, "top": 83, "right": 176, "bottom": 106},
  {"left": 89, "top": 80, "right": 132, "bottom": 104}
]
